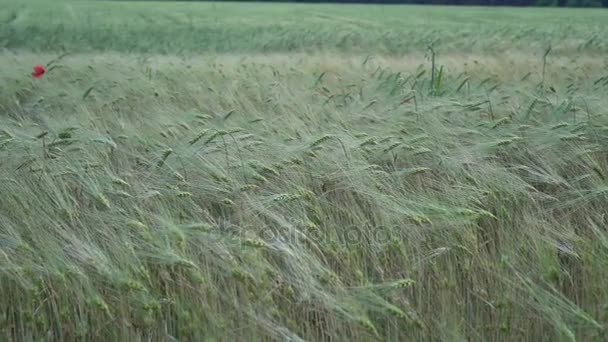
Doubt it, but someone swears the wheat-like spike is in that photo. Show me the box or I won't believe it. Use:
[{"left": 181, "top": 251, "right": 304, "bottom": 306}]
[
  {"left": 248, "top": 160, "right": 264, "bottom": 169},
  {"left": 378, "top": 136, "right": 394, "bottom": 144},
  {"left": 121, "top": 279, "right": 146, "bottom": 292},
  {"left": 271, "top": 193, "right": 291, "bottom": 202},
  {"left": 495, "top": 139, "right": 513, "bottom": 146},
  {"left": 303, "top": 220, "right": 319, "bottom": 233},
  {"left": 157, "top": 148, "right": 173, "bottom": 167},
  {"left": 48, "top": 139, "right": 76, "bottom": 148},
  {"left": 0, "top": 129, "right": 13, "bottom": 138},
  {"left": 111, "top": 176, "right": 130, "bottom": 187},
  {"left": 491, "top": 117, "right": 511, "bottom": 129},
  {"left": 371, "top": 169, "right": 389, "bottom": 177},
  {"left": 397, "top": 167, "right": 431, "bottom": 176},
  {"left": 365, "top": 164, "right": 382, "bottom": 171},
  {"left": 406, "top": 134, "right": 429, "bottom": 143},
  {"left": 243, "top": 141, "right": 264, "bottom": 150},
  {"left": 177, "top": 191, "right": 192, "bottom": 198},
  {"left": 297, "top": 188, "right": 315, "bottom": 200},
  {"left": 391, "top": 278, "right": 416, "bottom": 288},
  {"left": 383, "top": 142, "right": 402, "bottom": 153},
  {"left": 58, "top": 131, "right": 72, "bottom": 139},
  {"left": 359, "top": 137, "right": 378, "bottom": 147},
  {"left": 210, "top": 172, "right": 230, "bottom": 183},
  {"left": 113, "top": 190, "right": 132, "bottom": 198},
  {"left": 238, "top": 133, "right": 256, "bottom": 141},
  {"left": 495, "top": 137, "right": 522, "bottom": 146},
  {"left": 204, "top": 130, "right": 228, "bottom": 145},
  {"left": 252, "top": 173, "right": 268, "bottom": 183},
  {"left": 36, "top": 131, "right": 49, "bottom": 139},
  {"left": 195, "top": 113, "right": 213, "bottom": 121},
  {"left": 363, "top": 99, "right": 377, "bottom": 110},
  {"left": 272, "top": 162, "right": 285, "bottom": 171},
  {"left": 66, "top": 146, "right": 85, "bottom": 153},
  {"left": 90, "top": 296, "right": 111, "bottom": 316},
  {"left": 189, "top": 129, "right": 210, "bottom": 145},
  {"left": 387, "top": 305, "right": 407, "bottom": 320},
  {"left": 243, "top": 238, "right": 266, "bottom": 248},
  {"left": 412, "top": 147, "right": 432, "bottom": 155},
  {"left": 239, "top": 184, "right": 259, "bottom": 192},
  {"left": 358, "top": 319, "right": 379, "bottom": 336},
  {"left": 141, "top": 190, "right": 162, "bottom": 199},
  {"left": 85, "top": 162, "right": 102, "bottom": 169},
  {"left": 189, "top": 269, "right": 206, "bottom": 284},
  {"left": 232, "top": 269, "right": 255, "bottom": 282},
  {"left": 173, "top": 172, "right": 186, "bottom": 182},
  {"left": 228, "top": 127, "right": 244, "bottom": 134},
  {"left": 412, "top": 318, "right": 426, "bottom": 329},
  {"left": 174, "top": 258, "right": 198, "bottom": 269},
  {"left": 412, "top": 214, "right": 431, "bottom": 225},
  {"left": 288, "top": 157, "right": 303, "bottom": 165},
  {"left": 569, "top": 123, "right": 588, "bottom": 133},
  {"left": 141, "top": 299, "right": 161, "bottom": 314},
  {"left": 95, "top": 193, "right": 111, "bottom": 210},
  {"left": 135, "top": 158, "right": 150, "bottom": 168},
  {"left": 169, "top": 229, "right": 186, "bottom": 244},
  {"left": 261, "top": 165, "right": 280, "bottom": 177},
  {"left": 560, "top": 134, "right": 586, "bottom": 141},
  {"left": 305, "top": 151, "right": 318, "bottom": 158},
  {"left": 310, "top": 135, "right": 334, "bottom": 148},
  {"left": 182, "top": 223, "right": 213, "bottom": 231}
]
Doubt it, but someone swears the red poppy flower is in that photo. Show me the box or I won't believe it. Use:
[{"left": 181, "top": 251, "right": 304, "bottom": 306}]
[{"left": 32, "top": 64, "right": 46, "bottom": 78}]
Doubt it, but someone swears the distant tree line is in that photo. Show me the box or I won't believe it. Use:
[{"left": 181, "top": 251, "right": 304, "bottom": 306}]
[
  {"left": 284, "top": 0, "right": 607, "bottom": 5},
  {"left": 162, "top": 0, "right": 608, "bottom": 7},
  {"left": 145, "top": 0, "right": 608, "bottom": 7}
]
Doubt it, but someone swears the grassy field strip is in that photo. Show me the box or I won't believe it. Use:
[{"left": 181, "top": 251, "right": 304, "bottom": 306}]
[{"left": 1, "top": 1, "right": 608, "bottom": 341}]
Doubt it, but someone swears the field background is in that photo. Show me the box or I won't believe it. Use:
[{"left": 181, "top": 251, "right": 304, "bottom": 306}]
[
  {"left": 2, "top": 1, "right": 608, "bottom": 54},
  {"left": 2, "top": 1, "right": 608, "bottom": 341}
]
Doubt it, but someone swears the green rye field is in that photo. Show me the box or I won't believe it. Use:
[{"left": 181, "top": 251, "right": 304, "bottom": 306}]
[{"left": 2, "top": 1, "right": 608, "bottom": 340}]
